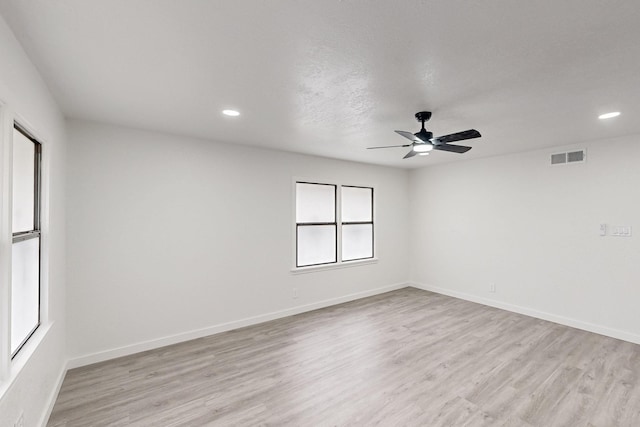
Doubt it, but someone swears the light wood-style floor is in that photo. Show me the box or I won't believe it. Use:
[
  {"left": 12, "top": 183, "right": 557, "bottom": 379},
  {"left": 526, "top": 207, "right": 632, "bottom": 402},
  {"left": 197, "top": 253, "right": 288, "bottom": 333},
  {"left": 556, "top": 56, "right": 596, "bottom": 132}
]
[{"left": 48, "top": 288, "right": 640, "bottom": 426}]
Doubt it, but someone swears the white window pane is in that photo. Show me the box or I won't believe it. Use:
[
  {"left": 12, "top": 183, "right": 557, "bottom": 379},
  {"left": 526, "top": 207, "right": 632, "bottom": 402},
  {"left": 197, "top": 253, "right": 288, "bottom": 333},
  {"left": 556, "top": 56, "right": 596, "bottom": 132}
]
[
  {"left": 11, "top": 237, "right": 40, "bottom": 354},
  {"left": 342, "top": 186, "right": 372, "bottom": 222},
  {"left": 296, "top": 183, "right": 335, "bottom": 223},
  {"left": 13, "top": 129, "right": 35, "bottom": 233},
  {"left": 342, "top": 224, "right": 373, "bottom": 261},
  {"left": 297, "top": 225, "right": 336, "bottom": 266}
]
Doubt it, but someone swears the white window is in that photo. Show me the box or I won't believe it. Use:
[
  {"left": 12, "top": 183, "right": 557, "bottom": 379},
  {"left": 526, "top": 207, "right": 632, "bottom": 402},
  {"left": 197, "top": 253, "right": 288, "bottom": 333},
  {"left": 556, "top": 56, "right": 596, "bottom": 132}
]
[
  {"left": 341, "top": 186, "right": 373, "bottom": 261},
  {"left": 295, "top": 181, "right": 374, "bottom": 268},
  {"left": 10, "top": 124, "right": 42, "bottom": 357},
  {"left": 296, "top": 182, "right": 337, "bottom": 267}
]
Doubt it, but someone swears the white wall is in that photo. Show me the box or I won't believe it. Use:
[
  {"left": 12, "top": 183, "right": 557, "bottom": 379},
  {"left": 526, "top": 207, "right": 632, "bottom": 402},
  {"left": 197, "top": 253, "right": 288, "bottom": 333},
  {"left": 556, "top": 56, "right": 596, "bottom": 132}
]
[
  {"left": 66, "top": 120, "right": 410, "bottom": 364},
  {"left": 409, "top": 136, "right": 640, "bottom": 343},
  {"left": 0, "top": 14, "right": 67, "bottom": 427}
]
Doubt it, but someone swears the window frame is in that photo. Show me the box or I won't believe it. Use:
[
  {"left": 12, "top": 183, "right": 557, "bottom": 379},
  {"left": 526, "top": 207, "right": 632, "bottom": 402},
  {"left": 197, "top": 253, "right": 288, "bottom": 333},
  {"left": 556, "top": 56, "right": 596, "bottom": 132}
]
[
  {"left": 10, "top": 123, "right": 42, "bottom": 359},
  {"left": 340, "top": 185, "right": 374, "bottom": 262},
  {"left": 0, "top": 105, "right": 52, "bottom": 398},
  {"left": 295, "top": 181, "right": 338, "bottom": 268},
  {"left": 293, "top": 179, "right": 376, "bottom": 272}
]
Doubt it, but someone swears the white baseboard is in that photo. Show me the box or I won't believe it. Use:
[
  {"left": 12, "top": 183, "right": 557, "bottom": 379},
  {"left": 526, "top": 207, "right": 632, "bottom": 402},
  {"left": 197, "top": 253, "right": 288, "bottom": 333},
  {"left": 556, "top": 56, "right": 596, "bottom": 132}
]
[
  {"left": 410, "top": 282, "right": 640, "bottom": 345},
  {"left": 39, "top": 359, "right": 67, "bottom": 427},
  {"left": 67, "top": 282, "right": 409, "bottom": 369}
]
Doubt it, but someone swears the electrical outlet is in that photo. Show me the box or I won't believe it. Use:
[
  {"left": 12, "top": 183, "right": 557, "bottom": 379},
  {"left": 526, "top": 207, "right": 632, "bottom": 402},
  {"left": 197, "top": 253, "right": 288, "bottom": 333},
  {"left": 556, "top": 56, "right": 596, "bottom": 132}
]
[
  {"left": 292, "top": 287, "right": 298, "bottom": 299},
  {"left": 611, "top": 225, "right": 633, "bottom": 237},
  {"left": 15, "top": 413, "right": 24, "bottom": 427},
  {"left": 489, "top": 283, "right": 496, "bottom": 293}
]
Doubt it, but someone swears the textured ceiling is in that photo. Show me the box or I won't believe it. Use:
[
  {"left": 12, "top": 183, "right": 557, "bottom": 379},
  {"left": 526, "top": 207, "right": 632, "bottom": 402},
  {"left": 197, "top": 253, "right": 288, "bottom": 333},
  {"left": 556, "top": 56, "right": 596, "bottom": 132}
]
[{"left": 1, "top": 0, "right": 640, "bottom": 168}]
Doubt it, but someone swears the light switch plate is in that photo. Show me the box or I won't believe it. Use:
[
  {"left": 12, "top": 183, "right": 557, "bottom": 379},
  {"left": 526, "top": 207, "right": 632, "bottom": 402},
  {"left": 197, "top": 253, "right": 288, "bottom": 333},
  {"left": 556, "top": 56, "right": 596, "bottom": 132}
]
[{"left": 600, "top": 224, "right": 607, "bottom": 236}]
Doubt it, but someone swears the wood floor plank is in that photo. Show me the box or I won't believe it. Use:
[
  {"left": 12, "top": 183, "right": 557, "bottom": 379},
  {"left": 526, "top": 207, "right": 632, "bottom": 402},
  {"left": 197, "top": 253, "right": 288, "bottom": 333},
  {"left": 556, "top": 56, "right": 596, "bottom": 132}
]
[{"left": 48, "top": 288, "right": 640, "bottom": 426}]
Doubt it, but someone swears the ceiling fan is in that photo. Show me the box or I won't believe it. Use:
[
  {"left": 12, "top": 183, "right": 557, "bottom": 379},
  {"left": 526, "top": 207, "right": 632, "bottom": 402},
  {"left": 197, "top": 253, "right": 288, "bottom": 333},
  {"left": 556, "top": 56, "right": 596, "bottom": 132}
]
[{"left": 368, "top": 111, "right": 481, "bottom": 159}]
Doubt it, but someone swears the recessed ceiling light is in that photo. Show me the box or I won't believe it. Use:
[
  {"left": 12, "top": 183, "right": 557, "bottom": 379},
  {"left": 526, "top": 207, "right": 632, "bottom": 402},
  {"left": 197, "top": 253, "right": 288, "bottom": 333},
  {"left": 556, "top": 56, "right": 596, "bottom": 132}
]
[
  {"left": 413, "top": 144, "right": 433, "bottom": 152},
  {"left": 222, "top": 109, "right": 240, "bottom": 117},
  {"left": 598, "top": 111, "right": 620, "bottom": 120},
  {"left": 418, "top": 152, "right": 429, "bottom": 156}
]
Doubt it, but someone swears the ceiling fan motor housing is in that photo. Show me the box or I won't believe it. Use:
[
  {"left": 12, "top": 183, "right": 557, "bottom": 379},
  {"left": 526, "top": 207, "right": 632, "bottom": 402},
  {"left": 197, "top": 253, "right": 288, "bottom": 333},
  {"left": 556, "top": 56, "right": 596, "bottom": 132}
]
[{"left": 415, "top": 129, "right": 433, "bottom": 141}]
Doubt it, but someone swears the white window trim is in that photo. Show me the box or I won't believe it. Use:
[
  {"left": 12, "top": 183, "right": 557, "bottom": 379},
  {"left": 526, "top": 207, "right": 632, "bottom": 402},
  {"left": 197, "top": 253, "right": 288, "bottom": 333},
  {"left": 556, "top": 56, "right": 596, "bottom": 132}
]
[
  {"left": 0, "top": 102, "right": 11, "bottom": 383},
  {"left": 291, "top": 177, "right": 378, "bottom": 273},
  {"left": 0, "top": 103, "right": 52, "bottom": 397},
  {"left": 291, "top": 257, "right": 378, "bottom": 274}
]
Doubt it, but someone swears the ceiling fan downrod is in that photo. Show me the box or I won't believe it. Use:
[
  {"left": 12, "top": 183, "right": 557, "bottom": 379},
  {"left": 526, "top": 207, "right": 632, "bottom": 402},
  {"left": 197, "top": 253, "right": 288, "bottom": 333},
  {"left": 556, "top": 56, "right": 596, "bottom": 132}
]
[{"left": 415, "top": 111, "right": 432, "bottom": 130}]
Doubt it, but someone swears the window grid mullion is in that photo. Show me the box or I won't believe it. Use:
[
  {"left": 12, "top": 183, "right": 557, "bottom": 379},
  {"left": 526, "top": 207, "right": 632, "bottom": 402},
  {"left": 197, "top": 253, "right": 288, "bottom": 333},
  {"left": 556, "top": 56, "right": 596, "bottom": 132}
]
[{"left": 12, "top": 230, "right": 41, "bottom": 243}]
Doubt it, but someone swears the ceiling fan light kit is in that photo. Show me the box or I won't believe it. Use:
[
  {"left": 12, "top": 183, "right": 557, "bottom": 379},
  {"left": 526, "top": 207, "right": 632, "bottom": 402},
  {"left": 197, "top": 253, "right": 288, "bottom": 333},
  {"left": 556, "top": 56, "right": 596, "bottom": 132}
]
[
  {"left": 413, "top": 144, "right": 432, "bottom": 152},
  {"left": 367, "top": 111, "right": 482, "bottom": 159}
]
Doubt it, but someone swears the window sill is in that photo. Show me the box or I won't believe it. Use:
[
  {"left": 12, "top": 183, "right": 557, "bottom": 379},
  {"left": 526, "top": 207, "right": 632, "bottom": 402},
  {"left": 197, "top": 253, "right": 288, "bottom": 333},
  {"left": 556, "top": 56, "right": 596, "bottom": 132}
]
[
  {"left": 291, "top": 258, "right": 378, "bottom": 274},
  {"left": 0, "top": 321, "right": 53, "bottom": 400}
]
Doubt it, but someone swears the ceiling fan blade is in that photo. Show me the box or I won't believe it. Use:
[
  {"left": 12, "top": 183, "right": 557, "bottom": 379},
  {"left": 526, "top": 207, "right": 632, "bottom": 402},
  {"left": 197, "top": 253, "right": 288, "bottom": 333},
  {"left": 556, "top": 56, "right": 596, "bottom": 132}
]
[
  {"left": 433, "top": 144, "right": 472, "bottom": 153},
  {"left": 432, "top": 129, "right": 481, "bottom": 145},
  {"left": 403, "top": 149, "right": 418, "bottom": 159},
  {"left": 367, "top": 144, "right": 412, "bottom": 149},
  {"left": 395, "top": 130, "right": 422, "bottom": 142}
]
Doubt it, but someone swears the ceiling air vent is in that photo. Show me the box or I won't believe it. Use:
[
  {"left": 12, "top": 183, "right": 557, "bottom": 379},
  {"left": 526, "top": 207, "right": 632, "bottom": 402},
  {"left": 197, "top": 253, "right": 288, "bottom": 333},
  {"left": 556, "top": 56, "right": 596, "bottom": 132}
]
[
  {"left": 551, "top": 149, "right": 585, "bottom": 165},
  {"left": 567, "top": 150, "right": 585, "bottom": 163},
  {"left": 551, "top": 153, "right": 566, "bottom": 165}
]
